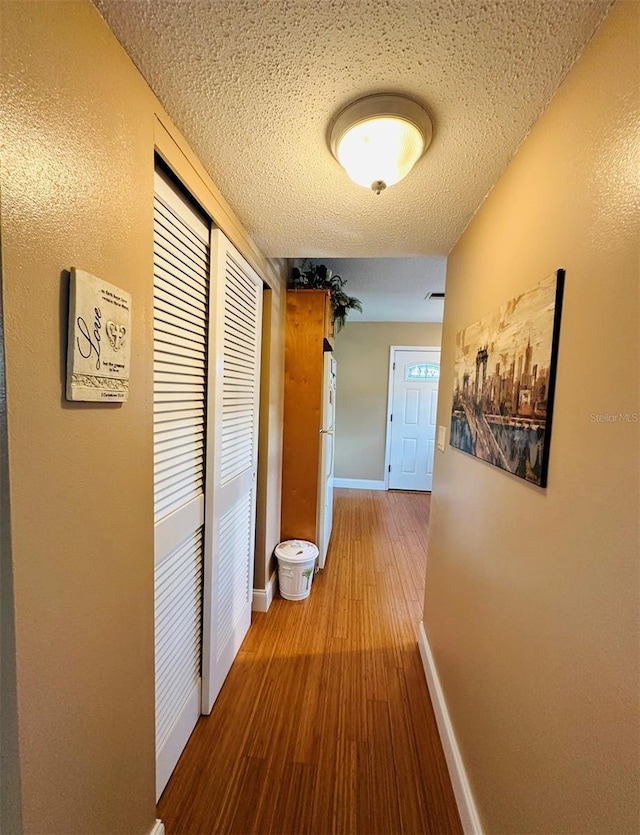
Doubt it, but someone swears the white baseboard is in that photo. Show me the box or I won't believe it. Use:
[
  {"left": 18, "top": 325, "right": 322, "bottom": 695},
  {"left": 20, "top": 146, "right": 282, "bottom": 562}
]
[
  {"left": 252, "top": 571, "right": 277, "bottom": 613},
  {"left": 149, "top": 821, "right": 165, "bottom": 835},
  {"left": 333, "top": 478, "right": 386, "bottom": 491},
  {"left": 418, "top": 622, "right": 483, "bottom": 835}
]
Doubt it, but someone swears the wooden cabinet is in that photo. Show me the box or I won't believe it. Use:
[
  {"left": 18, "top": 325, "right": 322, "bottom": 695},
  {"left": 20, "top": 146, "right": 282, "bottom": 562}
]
[{"left": 281, "top": 290, "right": 333, "bottom": 543}]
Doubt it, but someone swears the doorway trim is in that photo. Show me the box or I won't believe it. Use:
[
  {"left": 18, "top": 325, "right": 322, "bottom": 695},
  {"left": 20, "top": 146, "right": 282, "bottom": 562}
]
[
  {"left": 152, "top": 117, "right": 283, "bottom": 798},
  {"left": 383, "top": 345, "right": 441, "bottom": 490}
]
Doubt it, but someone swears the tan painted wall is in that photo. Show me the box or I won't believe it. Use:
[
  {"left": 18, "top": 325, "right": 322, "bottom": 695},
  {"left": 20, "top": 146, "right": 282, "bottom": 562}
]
[
  {"left": 0, "top": 1, "right": 285, "bottom": 831},
  {"left": 423, "top": 2, "right": 639, "bottom": 832},
  {"left": 0, "top": 209, "right": 22, "bottom": 832},
  {"left": 334, "top": 322, "right": 442, "bottom": 481}
]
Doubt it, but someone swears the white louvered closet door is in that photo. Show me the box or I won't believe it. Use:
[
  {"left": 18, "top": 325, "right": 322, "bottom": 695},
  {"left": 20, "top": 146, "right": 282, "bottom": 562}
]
[
  {"left": 202, "top": 230, "right": 263, "bottom": 714},
  {"left": 153, "top": 168, "right": 210, "bottom": 800}
]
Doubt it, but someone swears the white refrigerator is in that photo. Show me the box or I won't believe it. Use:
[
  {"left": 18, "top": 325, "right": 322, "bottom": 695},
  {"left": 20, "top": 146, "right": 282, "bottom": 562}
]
[{"left": 317, "top": 353, "right": 336, "bottom": 569}]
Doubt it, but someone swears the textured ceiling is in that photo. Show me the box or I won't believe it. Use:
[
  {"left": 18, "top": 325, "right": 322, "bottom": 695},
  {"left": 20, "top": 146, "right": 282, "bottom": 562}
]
[
  {"left": 94, "top": 0, "right": 611, "bottom": 258},
  {"left": 312, "top": 258, "right": 446, "bottom": 322}
]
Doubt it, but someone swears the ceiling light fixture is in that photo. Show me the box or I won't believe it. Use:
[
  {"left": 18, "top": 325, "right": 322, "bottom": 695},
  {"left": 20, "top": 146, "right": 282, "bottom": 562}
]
[{"left": 329, "top": 93, "right": 433, "bottom": 195}]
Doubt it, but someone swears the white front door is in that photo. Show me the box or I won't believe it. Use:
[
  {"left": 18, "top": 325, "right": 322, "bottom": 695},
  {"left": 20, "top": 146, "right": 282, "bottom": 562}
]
[{"left": 388, "top": 348, "right": 440, "bottom": 491}]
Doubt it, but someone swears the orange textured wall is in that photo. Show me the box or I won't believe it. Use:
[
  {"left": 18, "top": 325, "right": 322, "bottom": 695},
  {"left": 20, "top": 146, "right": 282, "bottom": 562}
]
[
  {"left": 0, "top": 1, "right": 285, "bottom": 831},
  {"left": 423, "top": 2, "right": 639, "bottom": 832},
  {"left": 334, "top": 322, "right": 443, "bottom": 481}
]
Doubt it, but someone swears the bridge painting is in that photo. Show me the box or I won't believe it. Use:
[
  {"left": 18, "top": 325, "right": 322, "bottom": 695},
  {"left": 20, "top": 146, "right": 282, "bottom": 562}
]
[{"left": 450, "top": 270, "right": 565, "bottom": 487}]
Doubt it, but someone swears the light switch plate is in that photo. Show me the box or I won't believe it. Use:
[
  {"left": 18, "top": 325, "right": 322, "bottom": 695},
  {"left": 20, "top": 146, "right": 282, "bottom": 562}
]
[{"left": 437, "top": 425, "right": 446, "bottom": 452}]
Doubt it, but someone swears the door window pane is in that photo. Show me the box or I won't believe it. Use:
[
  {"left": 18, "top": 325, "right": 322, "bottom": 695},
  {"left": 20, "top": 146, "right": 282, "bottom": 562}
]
[{"left": 405, "top": 362, "right": 439, "bottom": 381}]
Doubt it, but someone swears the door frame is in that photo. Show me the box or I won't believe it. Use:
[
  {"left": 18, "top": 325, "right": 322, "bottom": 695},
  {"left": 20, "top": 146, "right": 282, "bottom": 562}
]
[
  {"left": 383, "top": 345, "right": 441, "bottom": 490},
  {"left": 151, "top": 124, "right": 281, "bottom": 794},
  {"left": 155, "top": 122, "right": 285, "bottom": 617}
]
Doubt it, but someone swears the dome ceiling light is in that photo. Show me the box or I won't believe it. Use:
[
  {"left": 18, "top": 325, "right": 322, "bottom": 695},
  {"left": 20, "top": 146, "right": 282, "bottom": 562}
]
[{"left": 329, "top": 93, "right": 434, "bottom": 195}]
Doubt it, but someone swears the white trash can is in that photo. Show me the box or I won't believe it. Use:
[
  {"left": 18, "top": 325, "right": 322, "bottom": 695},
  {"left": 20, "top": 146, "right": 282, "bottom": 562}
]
[{"left": 275, "top": 540, "right": 319, "bottom": 601}]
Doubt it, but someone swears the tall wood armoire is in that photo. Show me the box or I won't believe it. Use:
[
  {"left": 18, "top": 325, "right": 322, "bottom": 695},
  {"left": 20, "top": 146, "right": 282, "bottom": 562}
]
[{"left": 281, "top": 290, "right": 334, "bottom": 543}]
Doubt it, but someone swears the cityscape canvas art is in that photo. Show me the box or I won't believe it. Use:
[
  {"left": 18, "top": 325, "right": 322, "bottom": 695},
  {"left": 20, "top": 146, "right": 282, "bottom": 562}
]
[{"left": 450, "top": 269, "right": 564, "bottom": 487}]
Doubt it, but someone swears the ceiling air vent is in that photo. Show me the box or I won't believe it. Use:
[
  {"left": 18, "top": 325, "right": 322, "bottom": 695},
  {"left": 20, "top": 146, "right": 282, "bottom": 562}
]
[{"left": 426, "top": 291, "right": 445, "bottom": 300}]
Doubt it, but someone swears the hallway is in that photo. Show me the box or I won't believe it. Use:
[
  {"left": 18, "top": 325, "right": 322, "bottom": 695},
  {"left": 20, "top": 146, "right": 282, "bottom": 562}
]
[{"left": 157, "top": 489, "right": 461, "bottom": 834}]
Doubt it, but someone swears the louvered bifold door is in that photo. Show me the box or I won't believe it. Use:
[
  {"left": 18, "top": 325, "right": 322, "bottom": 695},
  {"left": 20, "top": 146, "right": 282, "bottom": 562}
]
[
  {"left": 202, "top": 229, "right": 263, "bottom": 714},
  {"left": 153, "top": 168, "right": 210, "bottom": 800}
]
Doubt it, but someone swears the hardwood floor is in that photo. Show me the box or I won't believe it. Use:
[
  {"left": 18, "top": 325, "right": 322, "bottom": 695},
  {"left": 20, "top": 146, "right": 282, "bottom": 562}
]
[{"left": 158, "top": 488, "right": 462, "bottom": 835}]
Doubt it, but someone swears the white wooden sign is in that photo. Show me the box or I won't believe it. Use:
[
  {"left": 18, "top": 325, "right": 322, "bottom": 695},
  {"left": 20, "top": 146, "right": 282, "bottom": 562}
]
[{"left": 66, "top": 268, "right": 132, "bottom": 402}]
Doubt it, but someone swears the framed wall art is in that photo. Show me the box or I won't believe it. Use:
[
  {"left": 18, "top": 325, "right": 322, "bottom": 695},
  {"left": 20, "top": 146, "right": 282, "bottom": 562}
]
[
  {"left": 450, "top": 268, "right": 564, "bottom": 487},
  {"left": 66, "top": 268, "right": 132, "bottom": 402}
]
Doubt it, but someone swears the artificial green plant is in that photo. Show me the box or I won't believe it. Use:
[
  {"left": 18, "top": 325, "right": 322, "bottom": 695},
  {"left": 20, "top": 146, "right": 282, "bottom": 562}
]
[{"left": 289, "top": 260, "right": 362, "bottom": 331}]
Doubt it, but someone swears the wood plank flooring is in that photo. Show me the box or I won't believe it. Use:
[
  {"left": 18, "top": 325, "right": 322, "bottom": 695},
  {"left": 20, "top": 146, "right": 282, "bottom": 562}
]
[{"left": 158, "top": 489, "right": 462, "bottom": 835}]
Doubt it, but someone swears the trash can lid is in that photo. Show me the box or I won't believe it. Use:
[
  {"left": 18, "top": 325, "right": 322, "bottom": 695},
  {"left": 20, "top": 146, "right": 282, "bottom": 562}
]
[{"left": 275, "top": 539, "right": 319, "bottom": 562}]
